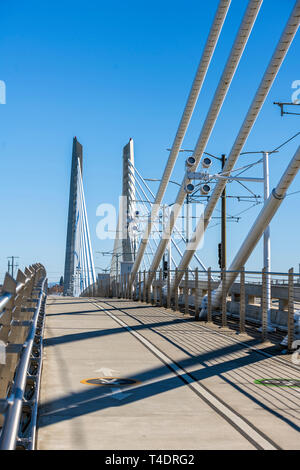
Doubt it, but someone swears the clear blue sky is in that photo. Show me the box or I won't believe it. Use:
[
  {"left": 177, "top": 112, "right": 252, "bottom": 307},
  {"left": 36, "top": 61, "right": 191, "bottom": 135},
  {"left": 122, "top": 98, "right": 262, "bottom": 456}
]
[{"left": 0, "top": 0, "right": 299, "bottom": 283}]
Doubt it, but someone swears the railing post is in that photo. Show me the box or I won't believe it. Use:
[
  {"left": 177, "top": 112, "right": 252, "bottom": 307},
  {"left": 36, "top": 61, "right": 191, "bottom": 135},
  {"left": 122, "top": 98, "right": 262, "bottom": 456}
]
[
  {"left": 129, "top": 273, "right": 132, "bottom": 299},
  {"left": 159, "top": 269, "right": 163, "bottom": 307},
  {"left": 194, "top": 268, "right": 199, "bottom": 320},
  {"left": 261, "top": 267, "right": 267, "bottom": 342},
  {"left": 147, "top": 270, "right": 151, "bottom": 303},
  {"left": 146, "top": 269, "right": 150, "bottom": 303},
  {"left": 143, "top": 270, "right": 146, "bottom": 303},
  {"left": 239, "top": 267, "right": 246, "bottom": 334},
  {"left": 288, "top": 267, "right": 294, "bottom": 352},
  {"left": 134, "top": 273, "right": 137, "bottom": 301},
  {"left": 207, "top": 267, "right": 212, "bottom": 323},
  {"left": 151, "top": 271, "right": 154, "bottom": 305},
  {"left": 221, "top": 269, "right": 227, "bottom": 328},
  {"left": 138, "top": 271, "right": 141, "bottom": 302},
  {"left": 174, "top": 267, "right": 179, "bottom": 312},
  {"left": 184, "top": 268, "right": 189, "bottom": 315},
  {"left": 167, "top": 269, "right": 171, "bottom": 309},
  {"left": 153, "top": 271, "right": 157, "bottom": 305}
]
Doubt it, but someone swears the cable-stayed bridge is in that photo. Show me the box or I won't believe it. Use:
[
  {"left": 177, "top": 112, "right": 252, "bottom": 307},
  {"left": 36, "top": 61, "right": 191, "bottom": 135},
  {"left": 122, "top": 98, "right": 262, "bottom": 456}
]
[
  {"left": 63, "top": 137, "right": 96, "bottom": 297},
  {"left": 1, "top": 0, "right": 300, "bottom": 451}
]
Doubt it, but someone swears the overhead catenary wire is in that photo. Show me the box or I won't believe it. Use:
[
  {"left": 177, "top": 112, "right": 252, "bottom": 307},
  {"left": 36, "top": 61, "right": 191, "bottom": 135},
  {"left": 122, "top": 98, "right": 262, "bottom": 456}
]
[
  {"left": 175, "top": 0, "right": 300, "bottom": 289},
  {"left": 128, "top": 159, "right": 209, "bottom": 271},
  {"left": 130, "top": 0, "right": 232, "bottom": 282},
  {"left": 147, "top": 0, "right": 264, "bottom": 288}
]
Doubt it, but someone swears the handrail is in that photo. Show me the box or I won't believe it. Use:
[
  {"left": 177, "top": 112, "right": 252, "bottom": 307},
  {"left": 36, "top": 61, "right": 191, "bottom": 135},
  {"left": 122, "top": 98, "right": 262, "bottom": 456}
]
[{"left": 0, "top": 277, "right": 46, "bottom": 450}]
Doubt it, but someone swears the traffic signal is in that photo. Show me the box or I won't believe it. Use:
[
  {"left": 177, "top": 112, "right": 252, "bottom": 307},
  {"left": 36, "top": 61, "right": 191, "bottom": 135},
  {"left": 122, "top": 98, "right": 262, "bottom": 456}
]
[
  {"left": 163, "top": 260, "right": 168, "bottom": 279},
  {"left": 218, "top": 243, "right": 222, "bottom": 269}
]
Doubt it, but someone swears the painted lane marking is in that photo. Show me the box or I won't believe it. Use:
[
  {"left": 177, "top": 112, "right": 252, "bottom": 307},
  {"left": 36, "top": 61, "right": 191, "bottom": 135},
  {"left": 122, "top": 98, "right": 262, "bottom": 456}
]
[{"left": 92, "top": 301, "right": 279, "bottom": 450}]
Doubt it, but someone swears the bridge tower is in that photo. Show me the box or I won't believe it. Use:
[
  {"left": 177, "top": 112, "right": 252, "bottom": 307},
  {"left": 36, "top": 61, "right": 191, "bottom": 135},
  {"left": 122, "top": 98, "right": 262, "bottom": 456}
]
[
  {"left": 63, "top": 137, "right": 95, "bottom": 295},
  {"left": 111, "top": 138, "right": 136, "bottom": 278}
]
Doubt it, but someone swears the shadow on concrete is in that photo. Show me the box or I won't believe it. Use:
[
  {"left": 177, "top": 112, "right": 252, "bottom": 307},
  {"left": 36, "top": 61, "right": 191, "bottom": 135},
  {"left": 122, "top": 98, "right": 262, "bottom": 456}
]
[
  {"left": 39, "top": 329, "right": 300, "bottom": 436},
  {"left": 40, "top": 299, "right": 300, "bottom": 437}
]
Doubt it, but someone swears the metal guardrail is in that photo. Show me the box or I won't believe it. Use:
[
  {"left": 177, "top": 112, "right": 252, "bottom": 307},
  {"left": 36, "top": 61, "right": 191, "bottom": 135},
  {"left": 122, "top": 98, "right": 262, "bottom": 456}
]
[
  {"left": 91, "top": 267, "right": 300, "bottom": 351},
  {"left": 0, "top": 263, "right": 47, "bottom": 450}
]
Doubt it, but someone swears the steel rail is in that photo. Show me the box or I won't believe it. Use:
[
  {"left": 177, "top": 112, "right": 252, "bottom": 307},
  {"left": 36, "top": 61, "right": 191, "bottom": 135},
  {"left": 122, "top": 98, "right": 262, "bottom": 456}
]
[
  {"left": 130, "top": 0, "right": 232, "bottom": 282},
  {"left": 0, "top": 276, "right": 32, "bottom": 314}
]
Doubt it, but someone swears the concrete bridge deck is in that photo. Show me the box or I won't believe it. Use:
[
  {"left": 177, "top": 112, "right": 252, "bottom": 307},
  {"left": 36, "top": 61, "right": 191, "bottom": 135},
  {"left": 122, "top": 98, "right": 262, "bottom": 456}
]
[{"left": 37, "top": 296, "right": 300, "bottom": 450}]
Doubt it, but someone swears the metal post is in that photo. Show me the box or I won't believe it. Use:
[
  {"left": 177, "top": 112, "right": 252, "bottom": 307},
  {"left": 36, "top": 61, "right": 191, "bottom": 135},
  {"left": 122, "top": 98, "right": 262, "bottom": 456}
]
[
  {"left": 240, "top": 267, "right": 246, "bottom": 334},
  {"left": 263, "top": 151, "right": 273, "bottom": 332},
  {"left": 221, "top": 154, "right": 226, "bottom": 270},
  {"left": 207, "top": 267, "right": 212, "bottom": 322},
  {"left": 167, "top": 269, "right": 171, "bottom": 309},
  {"left": 147, "top": 270, "right": 151, "bottom": 303},
  {"left": 134, "top": 274, "right": 138, "bottom": 301},
  {"left": 143, "top": 270, "right": 146, "bottom": 303},
  {"left": 221, "top": 269, "right": 227, "bottom": 327},
  {"left": 129, "top": 273, "right": 133, "bottom": 299},
  {"left": 261, "top": 267, "right": 267, "bottom": 342},
  {"left": 174, "top": 268, "right": 179, "bottom": 312},
  {"left": 138, "top": 271, "right": 142, "bottom": 302},
  {"left": 153, "top": 271, "right": 157, "bottom": 305},
  {"left": 288, "top": 268, "right": 294, "bottom": 351},
  {"left": 186, "top": 196, "right": 190, "bottom": 244},
  {"left": 194, "top": 268, "right": 199, "bottom": 320},
  {"left": 184, "top": 268, "right": 189, "bottom": 315},
  {"left": 159, "top": 269, "right": 163, "bottom": 307}
]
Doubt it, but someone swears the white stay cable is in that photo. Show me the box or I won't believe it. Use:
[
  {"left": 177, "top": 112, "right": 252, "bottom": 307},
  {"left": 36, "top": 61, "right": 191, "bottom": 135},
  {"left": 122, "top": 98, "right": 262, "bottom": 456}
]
[
  {"left": 130, "top": 0, "right": 232, "bottom": 282},
  {"left": 148, "top": 0, "right": 263, "bottom": 287},
  {"left": 176, "top": 0, "right": 300, "bottom": 289}
]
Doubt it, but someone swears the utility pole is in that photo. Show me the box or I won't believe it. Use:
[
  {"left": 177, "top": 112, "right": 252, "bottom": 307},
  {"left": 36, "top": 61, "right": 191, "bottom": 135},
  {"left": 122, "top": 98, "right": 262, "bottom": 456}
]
[
  {"left": 262, "top": 151, "right": 273, "bottom": 332},
  {"left": 221, "top": 154, "right": 226, "bottom": 270},
  {"left": 7, "top": 256, "right": 19, "bottom": 279}
]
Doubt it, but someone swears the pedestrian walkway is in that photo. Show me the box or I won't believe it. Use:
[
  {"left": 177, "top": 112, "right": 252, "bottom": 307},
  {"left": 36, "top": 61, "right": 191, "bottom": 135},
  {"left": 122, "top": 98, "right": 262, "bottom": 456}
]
[{"left": 37, "top": 296, "right": 300, "bottom": 450}]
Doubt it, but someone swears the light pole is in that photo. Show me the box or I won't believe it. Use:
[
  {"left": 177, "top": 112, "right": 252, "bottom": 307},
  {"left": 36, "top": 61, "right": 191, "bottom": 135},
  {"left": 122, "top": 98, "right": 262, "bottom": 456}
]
[
  {"left": 263, "top": 151, "right": 271, "bottom": 329},
  {"left": 240, "top": 150, "right": 278, "bottom": 332},
  {"left": 187, "top": 149, "right": 278, "bottom": 331}
]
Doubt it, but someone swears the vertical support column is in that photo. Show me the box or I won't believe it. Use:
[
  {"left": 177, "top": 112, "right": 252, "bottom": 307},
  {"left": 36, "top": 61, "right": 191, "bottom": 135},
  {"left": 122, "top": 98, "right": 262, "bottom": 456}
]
[
  {"left": 288, "top": 267, "right": 294, "bottom": 352},
  {"left": 159, "top": 269, "right": 163, "bottom": 307},
  {"left": 261, "top": 267, "right": 267, "bottom": 342},
  {"left": 138, "top": 271, "right": 142, "bottom": 302},
  {"left": 134, "top": 273, "right": 137, "bottom": 301},
  {"left": 221, "top": 154, "right": 227, "bottom": 270},
  {"left": 64, "top": 137, "right": 83, "bottom": 296},
  {"left": 128, "top": 273, "right": 131, "bottom": 299},
  {"left": 239, "top": 267, "right": 246, "bottom": 334},
  {"left": 184, "top": 268, "right": 189, "bottom": 316},
  {"left": 147, "top": 270, "right": 151, "bottom": 304},
  {"left": 143, "top": 270, "right": 146, "bottom": 303},
  {"left": 221, "top": 269, "right": 227, "bottom": 327},
  {"left": 207, "top": 267, "right": 212, "bottom": 323},
  {"left": 166, "top": 269, "right": 171, "bottom": 309},
  {"left": 153, "top": 271, "right": 157, "bottom": 305},
  {"left": 174, "top": 268, "right": 179, "bottom": 312},
  {"left": 194, "top": 268, "right": 199, "bottom": 320}
]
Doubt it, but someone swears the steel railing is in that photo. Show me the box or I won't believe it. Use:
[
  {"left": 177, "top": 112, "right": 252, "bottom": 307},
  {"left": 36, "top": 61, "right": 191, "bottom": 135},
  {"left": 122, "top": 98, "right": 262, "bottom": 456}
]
[
  {"left": 95, "top": 267, "right": 300, "bottom": 351},
  {"left": 0, "top": 263, "right": 47, "bottom": 450}
]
